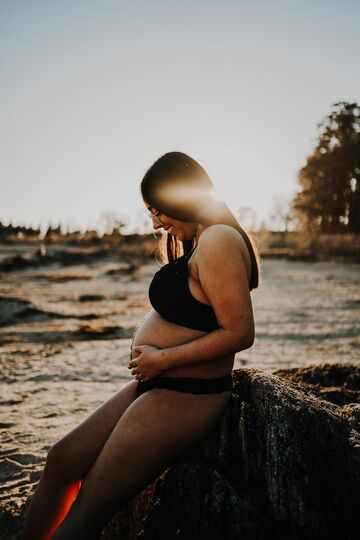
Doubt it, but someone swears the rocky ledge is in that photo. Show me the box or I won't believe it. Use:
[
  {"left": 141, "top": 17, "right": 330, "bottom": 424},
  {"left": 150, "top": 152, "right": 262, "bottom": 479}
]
[{"left": 103, "top": 362, "right": 360, "bottom": 540}]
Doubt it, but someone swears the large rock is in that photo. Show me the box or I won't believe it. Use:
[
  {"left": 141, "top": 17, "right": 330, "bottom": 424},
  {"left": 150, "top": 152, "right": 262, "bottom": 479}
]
[{"left": 102, "top": 363, "right": 360, "bottom": 540}]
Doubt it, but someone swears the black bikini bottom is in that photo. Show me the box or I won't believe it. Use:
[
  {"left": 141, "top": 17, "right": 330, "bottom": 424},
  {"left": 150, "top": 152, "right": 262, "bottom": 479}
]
[{"left": 136, "top": 374, "right": 233, "bottom": 398}]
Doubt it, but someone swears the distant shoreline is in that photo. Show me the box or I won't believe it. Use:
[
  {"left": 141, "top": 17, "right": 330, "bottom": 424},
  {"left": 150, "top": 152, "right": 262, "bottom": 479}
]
[
  {"left": 0, "top": 230, "right": 360, "bottom": 269},
  {"left": 260, "top": 249, "right": 360, "bottom": 264}
]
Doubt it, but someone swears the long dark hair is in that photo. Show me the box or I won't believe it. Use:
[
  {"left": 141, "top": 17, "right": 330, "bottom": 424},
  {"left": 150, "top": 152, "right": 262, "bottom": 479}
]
[{"left": 141, "top": 151, "right": 261, "bottom": 290}]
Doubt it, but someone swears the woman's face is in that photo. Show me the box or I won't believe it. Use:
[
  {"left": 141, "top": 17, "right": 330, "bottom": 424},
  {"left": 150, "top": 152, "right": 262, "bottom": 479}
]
[{"left": 145, "top": 202, "right": 197, "bottom": 242}]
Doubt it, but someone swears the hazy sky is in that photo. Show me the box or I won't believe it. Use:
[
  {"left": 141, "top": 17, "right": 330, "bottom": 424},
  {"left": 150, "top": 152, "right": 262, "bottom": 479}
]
[{"left": 1, "top": 0, "right": 359, "bottom": 232}]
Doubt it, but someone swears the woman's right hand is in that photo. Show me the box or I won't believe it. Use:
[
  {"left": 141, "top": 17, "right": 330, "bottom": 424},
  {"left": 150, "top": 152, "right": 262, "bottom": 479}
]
[{"left": 128, "top": 345, "right": 165, "bottom": 382}]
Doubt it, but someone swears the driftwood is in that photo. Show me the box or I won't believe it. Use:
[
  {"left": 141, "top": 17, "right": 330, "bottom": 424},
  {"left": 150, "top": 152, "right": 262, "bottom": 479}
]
[{"left": 102, "top": 363, "right": 360, "bottom": 540}]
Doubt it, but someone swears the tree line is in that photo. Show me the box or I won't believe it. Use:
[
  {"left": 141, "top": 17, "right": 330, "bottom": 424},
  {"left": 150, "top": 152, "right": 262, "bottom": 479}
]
[{"left": 293, "top": 101, "right": 360, "bottom": 233}]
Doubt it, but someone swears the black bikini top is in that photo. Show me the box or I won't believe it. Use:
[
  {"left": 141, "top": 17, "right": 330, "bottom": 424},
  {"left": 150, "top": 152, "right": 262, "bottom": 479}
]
[
  {"left": 149, "top": 245, "right": 219, "bottom": 332},
  {"left": 148, "top": 229, "right": 257, "bottom": 332}
]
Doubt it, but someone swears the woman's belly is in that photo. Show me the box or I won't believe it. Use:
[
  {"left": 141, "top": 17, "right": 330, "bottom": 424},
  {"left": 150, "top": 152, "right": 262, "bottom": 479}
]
[{"left": 131, "top": 309, "right": 234, "bottom": 378}]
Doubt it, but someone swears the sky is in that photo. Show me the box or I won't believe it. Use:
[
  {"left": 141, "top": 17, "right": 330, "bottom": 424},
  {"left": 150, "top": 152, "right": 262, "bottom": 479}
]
[{"left": 1, "top": 0, "right": 359, "bottom": 233}]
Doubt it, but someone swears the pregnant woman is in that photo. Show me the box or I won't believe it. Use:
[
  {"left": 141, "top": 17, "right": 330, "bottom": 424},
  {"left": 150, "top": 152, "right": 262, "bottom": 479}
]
[{"left": 22, "top": 152, "right": 260, "bottom": 539}]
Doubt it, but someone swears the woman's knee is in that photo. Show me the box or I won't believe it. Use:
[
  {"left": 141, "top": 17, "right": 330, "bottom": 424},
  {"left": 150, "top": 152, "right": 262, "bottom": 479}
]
[{"left": 44, "top": 438, "right": 79, "bottom": 481}]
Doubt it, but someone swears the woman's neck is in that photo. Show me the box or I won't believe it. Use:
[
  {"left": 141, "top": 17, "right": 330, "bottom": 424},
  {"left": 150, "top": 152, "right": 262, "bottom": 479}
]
[{"left": 194, "top": 223, "right": 208, "bottom": 243}]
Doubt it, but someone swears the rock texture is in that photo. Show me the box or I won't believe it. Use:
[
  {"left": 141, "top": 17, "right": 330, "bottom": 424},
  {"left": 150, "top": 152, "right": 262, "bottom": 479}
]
[{"left": 102, "top": 363, "right": 360, "bottom": 540}]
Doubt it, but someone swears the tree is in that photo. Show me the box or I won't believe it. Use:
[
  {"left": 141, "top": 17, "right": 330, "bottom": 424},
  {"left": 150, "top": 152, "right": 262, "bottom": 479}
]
[
  {"left": 269, "top": 194, "right": 297, "bottom": 234},
  {"left": 96, "top": 210, "right": 126, "bottom": 236},
  {"left": 293, "top": 102, "right": 360, "bottom": 233}
]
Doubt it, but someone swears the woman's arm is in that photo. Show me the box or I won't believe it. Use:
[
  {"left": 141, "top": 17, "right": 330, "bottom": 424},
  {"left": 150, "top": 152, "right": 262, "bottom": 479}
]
[{"left": 129, "top": 225, "right": 255, "bottom": 377}]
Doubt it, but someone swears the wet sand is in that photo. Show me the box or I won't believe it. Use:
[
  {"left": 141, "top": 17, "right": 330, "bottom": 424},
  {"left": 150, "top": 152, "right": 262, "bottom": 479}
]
[{"left": 0, "top": 244, "right": 359, "bottom": 536}]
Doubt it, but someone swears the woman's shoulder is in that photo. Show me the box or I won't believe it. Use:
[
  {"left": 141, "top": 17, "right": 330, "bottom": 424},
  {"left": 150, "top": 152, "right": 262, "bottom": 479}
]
[
  {"left": 196, "top": 224, "right": 252, "bottom": 274},
  {"left": 198, "top": 224, "right": 243, "bottom": 249}
]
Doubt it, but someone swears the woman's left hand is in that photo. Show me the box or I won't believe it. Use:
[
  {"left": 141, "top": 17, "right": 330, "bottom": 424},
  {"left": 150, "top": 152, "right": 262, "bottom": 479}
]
[{"left": 128, "top": 345, "right": 164, "bottom": 382}]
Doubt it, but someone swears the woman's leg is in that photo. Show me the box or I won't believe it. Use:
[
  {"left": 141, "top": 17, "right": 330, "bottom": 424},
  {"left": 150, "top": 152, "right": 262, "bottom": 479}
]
[
  {"left": 21, "top": 379, "right": 139, "bottom": 540},
  {"left": 51, "top": 388, "right": 232, "bottom": 539}
]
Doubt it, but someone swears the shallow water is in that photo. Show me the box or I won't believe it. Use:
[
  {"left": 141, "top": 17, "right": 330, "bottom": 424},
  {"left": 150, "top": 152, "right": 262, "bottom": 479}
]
[
  {"left": 245, "top": 257, "right": 360, "bottom": 370},
  {"left": 0, "top": 249, "right": 359, "bottom": 519}
]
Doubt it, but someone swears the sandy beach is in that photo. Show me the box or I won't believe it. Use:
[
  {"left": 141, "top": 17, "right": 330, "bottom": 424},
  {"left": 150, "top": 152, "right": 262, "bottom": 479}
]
[{"left": 0, "top": 244, "right": 359, "bottom": 537}]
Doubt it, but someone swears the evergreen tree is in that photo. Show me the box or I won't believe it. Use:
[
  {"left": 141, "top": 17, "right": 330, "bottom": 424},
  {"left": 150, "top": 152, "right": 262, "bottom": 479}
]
[{"left": 293, "top": 102, "right": 360, "bottom": 232}]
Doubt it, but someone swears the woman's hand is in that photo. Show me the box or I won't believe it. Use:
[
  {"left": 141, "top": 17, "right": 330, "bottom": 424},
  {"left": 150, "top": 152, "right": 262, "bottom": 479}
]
[{"left": 128, "top": 345, "right": 165, "bottom": 382}]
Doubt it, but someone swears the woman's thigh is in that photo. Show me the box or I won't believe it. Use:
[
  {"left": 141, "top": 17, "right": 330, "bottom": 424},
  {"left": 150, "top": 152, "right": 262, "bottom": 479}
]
[
  {"left": 72, "top": 389, "right": 232, "bottom": 517},
  {"left": 47, "top": 379, "right": 139, "bottom": 480}
]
